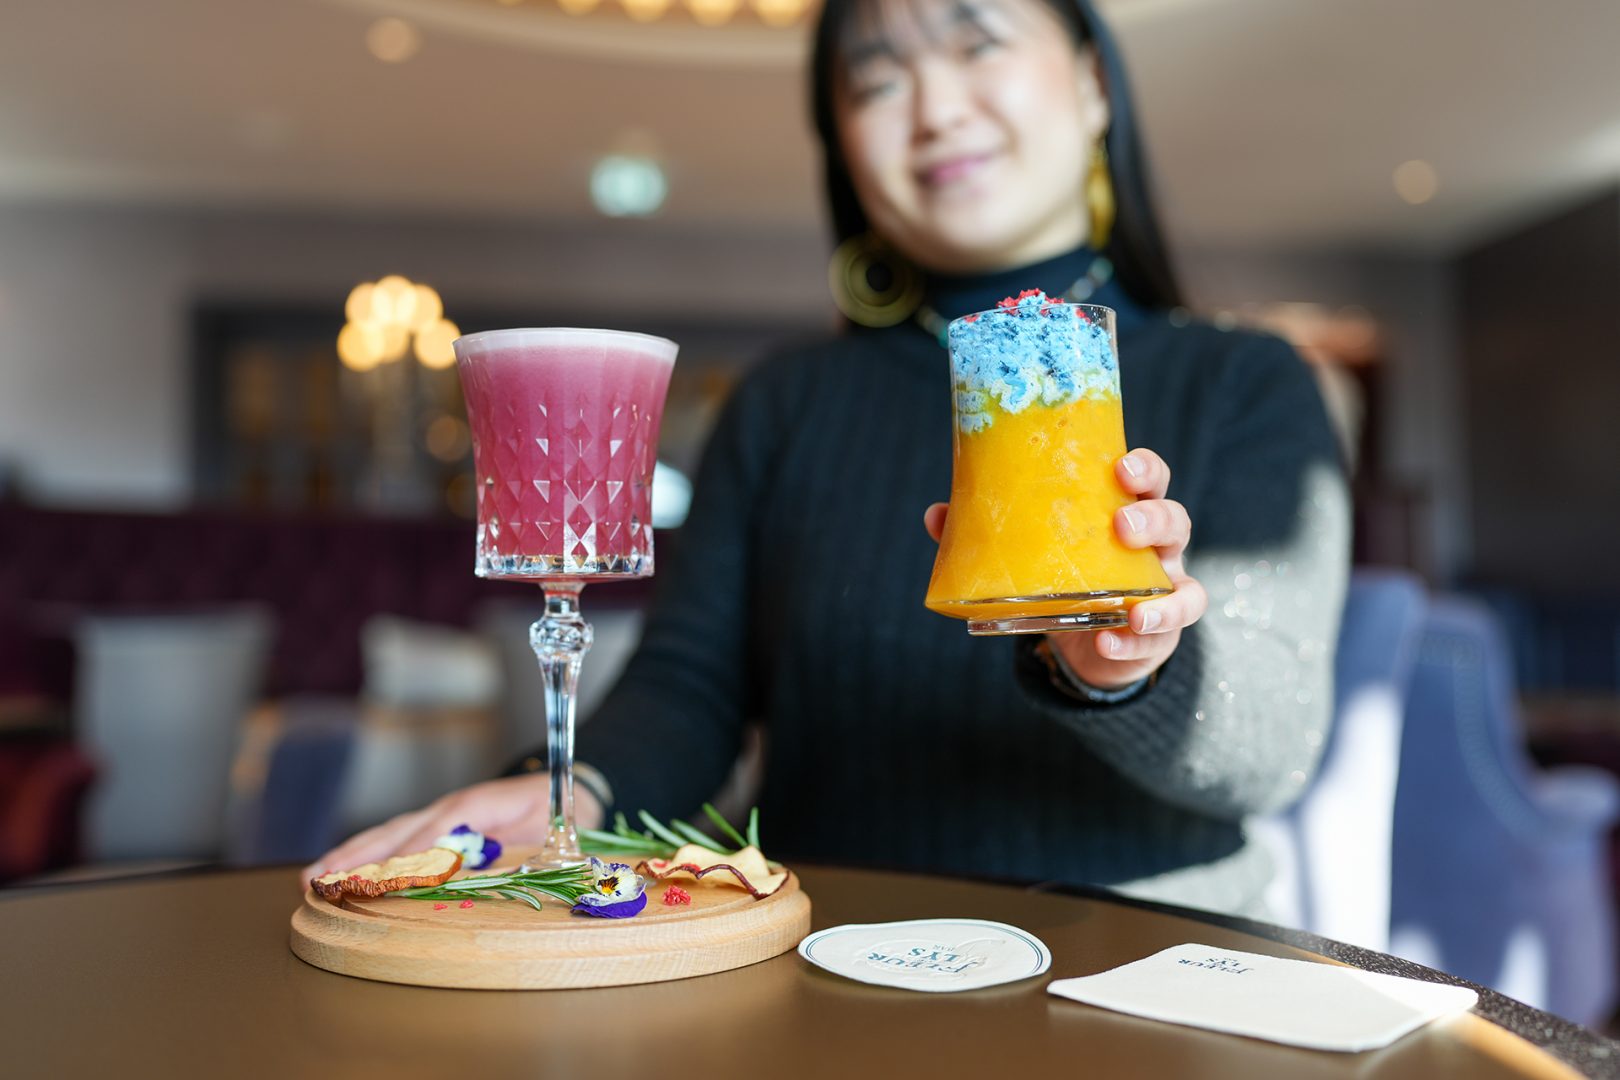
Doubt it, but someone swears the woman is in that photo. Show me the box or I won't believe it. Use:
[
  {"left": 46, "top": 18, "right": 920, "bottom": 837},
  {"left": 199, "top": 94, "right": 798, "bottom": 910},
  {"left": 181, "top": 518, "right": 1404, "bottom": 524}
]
[{"left": 314, "top": 0, "right": 1349, "bottom": 916}]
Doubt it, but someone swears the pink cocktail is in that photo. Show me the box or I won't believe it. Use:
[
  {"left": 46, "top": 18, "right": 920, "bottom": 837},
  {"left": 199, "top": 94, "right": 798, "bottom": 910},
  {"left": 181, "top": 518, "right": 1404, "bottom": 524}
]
[
  {"left": 455, "top": 328, "right": 678, "bottom": 867},
  {"left": 457, "top": 328, "right": 677, "bottom": 579}
]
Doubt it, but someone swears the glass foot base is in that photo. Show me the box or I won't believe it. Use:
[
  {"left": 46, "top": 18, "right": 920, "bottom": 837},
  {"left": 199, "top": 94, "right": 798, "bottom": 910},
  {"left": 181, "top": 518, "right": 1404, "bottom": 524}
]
[
  {"left": 518, "top": 852, "right": 587, "bottom": 872},
  {"left": 518, "top": 830, "right": 585, "bottom": 872},
  {"left": 967, "top": 611, "right": 1130, "bottom": 635},
  {"left": 956, "top": 587, "right": 1172, "bottom": 636}
]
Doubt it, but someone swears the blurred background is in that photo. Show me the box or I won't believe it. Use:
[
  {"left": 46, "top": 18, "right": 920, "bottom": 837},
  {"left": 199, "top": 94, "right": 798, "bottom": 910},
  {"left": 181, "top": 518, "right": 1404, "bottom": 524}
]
[{"left": 2, "top": 0, "right": 1619, "bottom": 1030}]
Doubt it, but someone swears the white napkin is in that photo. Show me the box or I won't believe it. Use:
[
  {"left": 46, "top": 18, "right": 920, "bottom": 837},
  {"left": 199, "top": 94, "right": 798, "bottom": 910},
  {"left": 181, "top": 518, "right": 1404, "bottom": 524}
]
[
  {"left": 1047, "top": 943, "right": 1477, "bottom": 1052},
  {"left": 798, "top": 919, "right": 1052, "bottom": 992}
]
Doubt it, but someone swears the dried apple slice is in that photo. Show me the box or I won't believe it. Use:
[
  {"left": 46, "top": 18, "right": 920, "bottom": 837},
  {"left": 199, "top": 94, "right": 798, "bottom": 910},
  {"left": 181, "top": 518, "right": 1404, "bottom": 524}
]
[
  {"left": 310, "top": 848, "right": 463, "bottom": 902},
  {"left": 638, "top": 844, "right": 788, "bottom": 899}
]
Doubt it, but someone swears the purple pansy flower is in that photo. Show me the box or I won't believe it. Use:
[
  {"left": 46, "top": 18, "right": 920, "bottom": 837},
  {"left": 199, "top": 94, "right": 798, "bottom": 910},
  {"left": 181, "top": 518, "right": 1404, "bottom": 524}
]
[
  {"left": 572, "top": 856, "right": 647, "bottom": 919},
  {"left": 433, "top": 824, "right": 502, "bottom": 871}
]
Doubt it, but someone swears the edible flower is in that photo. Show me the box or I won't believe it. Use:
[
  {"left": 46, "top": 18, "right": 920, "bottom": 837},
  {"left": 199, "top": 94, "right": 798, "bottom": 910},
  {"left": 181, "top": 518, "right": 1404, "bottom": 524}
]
[
  {"left": 571, "top": 857, "right": 648, "bottom": 919},
  {"left": 433, "top": 824, "right": 502, "bottom": 871}
]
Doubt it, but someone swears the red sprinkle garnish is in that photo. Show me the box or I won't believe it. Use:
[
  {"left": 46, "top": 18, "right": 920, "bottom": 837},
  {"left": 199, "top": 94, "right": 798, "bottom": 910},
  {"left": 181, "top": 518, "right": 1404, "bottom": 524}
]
[
  {"left": 433, "top": 903, "right": 449, "bottom": 911},
  {"left": 459, "top": 900, "right": 475, "bottom": 909},
  {"left": 997, "top": 296, "right": 1020, "bottom": 311},
  {"left": 962, "top": 313, "right": 980, "bottom": 323},
  {"left": 662, "top": 886, "right": 692, "bottom": 906},
  {"left": 1016, "top": 288, "right": 1043, "bottom": 301}
]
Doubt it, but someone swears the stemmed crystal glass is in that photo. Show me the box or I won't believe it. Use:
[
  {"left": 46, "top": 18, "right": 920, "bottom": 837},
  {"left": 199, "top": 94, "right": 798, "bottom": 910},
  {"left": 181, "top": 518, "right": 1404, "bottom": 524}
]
[{"left": 454, "top": 328, "right": 677, "bottom": 867}]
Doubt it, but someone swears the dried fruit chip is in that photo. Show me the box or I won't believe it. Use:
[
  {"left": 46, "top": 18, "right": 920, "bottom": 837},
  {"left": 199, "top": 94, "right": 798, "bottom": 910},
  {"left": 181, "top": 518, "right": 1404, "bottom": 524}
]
[
  {"left": 310, "top": 848, "right": 462, "bottom": 902},
  {"left": 639, "top": 844, "right": 788, "bottom": 900}
]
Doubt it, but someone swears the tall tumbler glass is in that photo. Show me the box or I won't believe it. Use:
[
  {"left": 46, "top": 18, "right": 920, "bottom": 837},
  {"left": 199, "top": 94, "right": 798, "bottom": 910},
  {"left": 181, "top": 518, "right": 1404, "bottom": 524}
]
[
  {"left": 925, "top": 299, "right": 1171, "bottom": 635},
  {"left": 455, "top": 328, "right": 677, "bottom": 867}
]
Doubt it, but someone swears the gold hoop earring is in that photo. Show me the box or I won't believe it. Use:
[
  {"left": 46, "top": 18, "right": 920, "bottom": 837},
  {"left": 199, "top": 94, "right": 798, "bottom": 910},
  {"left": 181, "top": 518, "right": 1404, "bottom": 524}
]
[
  {"left": 1086, "top": 140, "right": 1115, "bottom": 251},
  {"left": 827, "top": 233, "right": 923, "bottom": 328}
]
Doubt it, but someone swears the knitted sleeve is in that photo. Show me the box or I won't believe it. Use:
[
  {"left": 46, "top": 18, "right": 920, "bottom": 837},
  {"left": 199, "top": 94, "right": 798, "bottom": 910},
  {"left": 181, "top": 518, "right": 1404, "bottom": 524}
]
[{"left": 1015, "top": 335, "right": 1351, "bottom": 821}]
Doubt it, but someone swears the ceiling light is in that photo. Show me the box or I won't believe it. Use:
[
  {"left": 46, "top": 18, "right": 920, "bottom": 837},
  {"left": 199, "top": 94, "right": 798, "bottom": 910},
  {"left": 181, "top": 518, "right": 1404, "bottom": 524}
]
[
  {"left": 590, "top": 154, "right": 668, "bottom": 218},
  {"left": 338, "top": 322, "right": 385, "bottom": 372},
  {"left": 367, "top": 17, "right": 422, "bottom": 63},
  {"left": 414, "top": 318, "right": 462, "bottom": 370},
  {"left": 687, "top": 0, "right": 741, "bottom": 24},
  {"left": 621, "top": 0, "right": 673, "bottom": 20},
  {"left": 750, "top": 0, "right": 805, "bottom": 27},
  {"left": 1393, "top": 159, "right": 1438, "bottom": 205}
]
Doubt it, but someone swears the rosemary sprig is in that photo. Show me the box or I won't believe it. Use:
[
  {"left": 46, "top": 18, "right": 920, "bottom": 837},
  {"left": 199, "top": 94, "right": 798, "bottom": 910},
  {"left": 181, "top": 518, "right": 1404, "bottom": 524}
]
[
  {"left": 392, "top": 865, "right": 594, "bottom": 909},
  {"left": 704, "top": 803, "right": 750, "bottom": 850},
  {"left": 579, "top": 803, "right": 761, "bottom": 861}
]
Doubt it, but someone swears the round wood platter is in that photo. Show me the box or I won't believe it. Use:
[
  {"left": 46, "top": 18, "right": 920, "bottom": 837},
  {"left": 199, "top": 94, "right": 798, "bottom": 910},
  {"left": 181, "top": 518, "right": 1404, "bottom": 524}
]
[{"left": 290, "top": 868, "right": 812, "bottom": 990}]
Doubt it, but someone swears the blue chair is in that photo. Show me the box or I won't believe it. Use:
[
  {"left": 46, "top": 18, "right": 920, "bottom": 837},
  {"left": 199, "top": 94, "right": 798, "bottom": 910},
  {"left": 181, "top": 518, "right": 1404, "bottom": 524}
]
[
  {"left": 238, "top": 697, "right": 358, "bottom": 866},
  {"left": 1390, "top": 596, "right": 1620, "bottom": 1027},
  {"left": 1254, "top": 567, "right": 1426, "bottom": 949}
]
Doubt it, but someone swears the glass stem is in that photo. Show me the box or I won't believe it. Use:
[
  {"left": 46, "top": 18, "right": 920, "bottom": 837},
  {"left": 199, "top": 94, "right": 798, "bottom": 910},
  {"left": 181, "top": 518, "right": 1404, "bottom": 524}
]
[{"left": 528, "top": 583, "right": 592, "bottom": 867}]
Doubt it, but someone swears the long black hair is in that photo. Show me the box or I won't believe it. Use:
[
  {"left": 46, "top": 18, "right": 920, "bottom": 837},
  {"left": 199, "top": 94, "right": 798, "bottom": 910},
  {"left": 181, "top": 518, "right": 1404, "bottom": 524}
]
[{"left": 810, "top": 0, "right": 1184, "bottom": 310}]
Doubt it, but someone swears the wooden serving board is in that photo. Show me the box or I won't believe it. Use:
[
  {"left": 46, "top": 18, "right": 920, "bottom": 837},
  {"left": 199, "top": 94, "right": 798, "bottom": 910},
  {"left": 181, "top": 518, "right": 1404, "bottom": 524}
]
[{"left": 290, "top": 869, "right": 811, "bottom": 990}]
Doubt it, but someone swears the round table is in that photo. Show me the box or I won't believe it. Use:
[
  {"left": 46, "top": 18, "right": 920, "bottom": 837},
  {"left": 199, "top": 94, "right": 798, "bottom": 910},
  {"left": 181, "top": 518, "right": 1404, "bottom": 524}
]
[{"left": 5, "top": 864, "right": 1614, "bottom": 1078}]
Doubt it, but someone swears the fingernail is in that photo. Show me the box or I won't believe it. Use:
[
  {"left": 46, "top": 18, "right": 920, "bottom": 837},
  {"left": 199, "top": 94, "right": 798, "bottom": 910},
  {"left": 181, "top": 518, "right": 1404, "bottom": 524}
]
[
  {"left": 1138, "top": 608, "right": 1161, "bottom": 633},
  {"left": 1102, "top": 632, "right": 1122, "bottom": 656},
  {"left": 1121, "top": 454, "right": 1144, "bottom": 478},
  {"left": 1122, "top": 507, "right": 1146, "bottom": 535}
]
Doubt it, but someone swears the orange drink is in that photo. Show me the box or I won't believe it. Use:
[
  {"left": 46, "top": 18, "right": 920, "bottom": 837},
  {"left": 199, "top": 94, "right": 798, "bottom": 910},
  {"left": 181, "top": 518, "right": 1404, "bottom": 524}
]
[{"left": 925, "top": 294, "right": 1171, "bottom": 635}]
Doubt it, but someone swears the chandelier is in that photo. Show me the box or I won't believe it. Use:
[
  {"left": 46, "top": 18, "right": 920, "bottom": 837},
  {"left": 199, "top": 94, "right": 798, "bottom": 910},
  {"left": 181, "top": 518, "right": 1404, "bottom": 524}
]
[
  {"left": 492, "top": 0, "right": 816, "bottom": 26},
  {"left": 330, "top": 0, "right": 816, "bottom": 66},
  {"left": 338, "top": 275, "right": 461, "bottom": 372}
]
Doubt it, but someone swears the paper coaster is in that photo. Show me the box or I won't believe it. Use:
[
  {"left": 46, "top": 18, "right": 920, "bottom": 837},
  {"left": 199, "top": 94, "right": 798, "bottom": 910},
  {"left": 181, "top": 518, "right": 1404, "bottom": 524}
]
[
  {"left": 1047, "top": 943, "right": 1478, "bottom": 1052},
  {"left": 798, "top": 919, "right": 1052, "bottom": 993}
]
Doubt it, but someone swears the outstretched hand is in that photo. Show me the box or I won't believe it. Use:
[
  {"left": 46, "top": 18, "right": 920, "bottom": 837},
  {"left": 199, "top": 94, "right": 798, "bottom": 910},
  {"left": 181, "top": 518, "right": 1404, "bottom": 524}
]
[
  {"left": 924, "top": 448, "right": 1207, "bottom": 692},
  {"left": 301, "top": 773, "right": 603, "bottom": 879}
]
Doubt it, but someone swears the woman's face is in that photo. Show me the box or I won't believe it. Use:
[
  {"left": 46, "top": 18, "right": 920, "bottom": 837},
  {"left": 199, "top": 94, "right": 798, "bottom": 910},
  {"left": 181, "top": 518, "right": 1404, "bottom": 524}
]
[{"left": 832, "top": 0, "right": 1108, "bottom": 274}]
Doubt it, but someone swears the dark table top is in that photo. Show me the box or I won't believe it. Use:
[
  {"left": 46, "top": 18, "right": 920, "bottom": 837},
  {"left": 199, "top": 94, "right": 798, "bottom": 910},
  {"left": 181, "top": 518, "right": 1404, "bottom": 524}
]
[{"left": 4, "top": 864, "right": 1615, "bottom": 1079}]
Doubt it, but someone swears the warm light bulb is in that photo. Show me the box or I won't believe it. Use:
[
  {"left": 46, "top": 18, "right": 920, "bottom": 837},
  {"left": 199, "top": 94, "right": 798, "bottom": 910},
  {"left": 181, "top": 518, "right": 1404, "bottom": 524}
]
[
  {"left": 622, "top": 0, "right": 672, "bottom": 20},
  {"left": 750, "top": 0, "right": 803, "bottom": 25},
  {"left": 338, "top": 322, "right": 385, "bottom": 372},
  {"left": 556, "top": 0, "right": 601, "bottom": 13},
  {"left": 375, "top": 274, "right": 417, "bottom": 328},
  {"left": 687, "top": 0, "right": 740, "bottom": 24},
  {"left": 409, "top": 284, "right": 443, "bottom": 332},
  {"left": 425, "top": 415, "right": 470, "bottom": 461},
  {"left": 1393, "top": 159, "right": 1439, "bottom": 205},
  {"left": 345, "top": 282, "right": 376, "bottom": 325},
  {"left": 366, "top": 18, "right": 422, "bottom": 63},
  {"left": 380, "top": 324, "right": 411, "bottom": 362},
  {"left": 414, "top": 318, "right": 462, "bottom": 370}
]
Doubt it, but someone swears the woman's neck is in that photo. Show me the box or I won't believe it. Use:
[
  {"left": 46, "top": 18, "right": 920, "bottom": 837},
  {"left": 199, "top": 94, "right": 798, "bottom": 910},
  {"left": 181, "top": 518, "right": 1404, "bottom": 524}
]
[{"left": 922, "top": 245, "right": 1138, "bottom": 325}]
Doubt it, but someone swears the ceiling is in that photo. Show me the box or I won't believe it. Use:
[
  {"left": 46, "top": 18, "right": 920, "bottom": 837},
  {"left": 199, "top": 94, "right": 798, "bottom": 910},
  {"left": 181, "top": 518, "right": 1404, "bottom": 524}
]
[{"left": 1, "top": 0, "right": 1617, "bottom": 253}]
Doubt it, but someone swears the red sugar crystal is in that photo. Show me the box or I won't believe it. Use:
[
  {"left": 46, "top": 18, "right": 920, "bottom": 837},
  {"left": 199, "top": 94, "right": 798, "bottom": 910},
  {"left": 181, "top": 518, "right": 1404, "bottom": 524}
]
[
  {"left": 433, "top": 903, "right": 448, "bottom": 911},
  {"left": 962, "top": 314, "right": 980, "bottom": 323},
  {"left": 662, "top": 886, "right": 693, "bottom": 906},
  {"left": 459, "top": 899, "right": 475, "bottom": 909}
]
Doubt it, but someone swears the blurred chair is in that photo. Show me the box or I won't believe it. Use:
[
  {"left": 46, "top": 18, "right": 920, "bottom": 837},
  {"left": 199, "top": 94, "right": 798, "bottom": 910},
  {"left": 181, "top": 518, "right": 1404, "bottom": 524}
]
[
  {"left": 477, "top": 600, "right": 645, "bottom": 766},
  {"left": 75, "top": 607, "right": 272, "bottom": 861},
  {"left": 1390, "top": 597, "right": 1620, "bottom": 1028},
  {"left": 1253, "top": 566, "right": 1426, "bottom": 950},
  {"left": 232, "top": 697, "right": 358, "bottom": 866},
  {"left": 0, "top": 734, "right": 97, "bottom": 883}
]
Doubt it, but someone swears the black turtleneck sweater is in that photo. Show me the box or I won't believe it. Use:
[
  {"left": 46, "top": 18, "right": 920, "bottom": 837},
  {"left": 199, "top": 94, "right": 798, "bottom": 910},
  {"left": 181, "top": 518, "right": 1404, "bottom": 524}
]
[{"left": 572, "top": 249, "right": 1350, "bottom": 916}]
